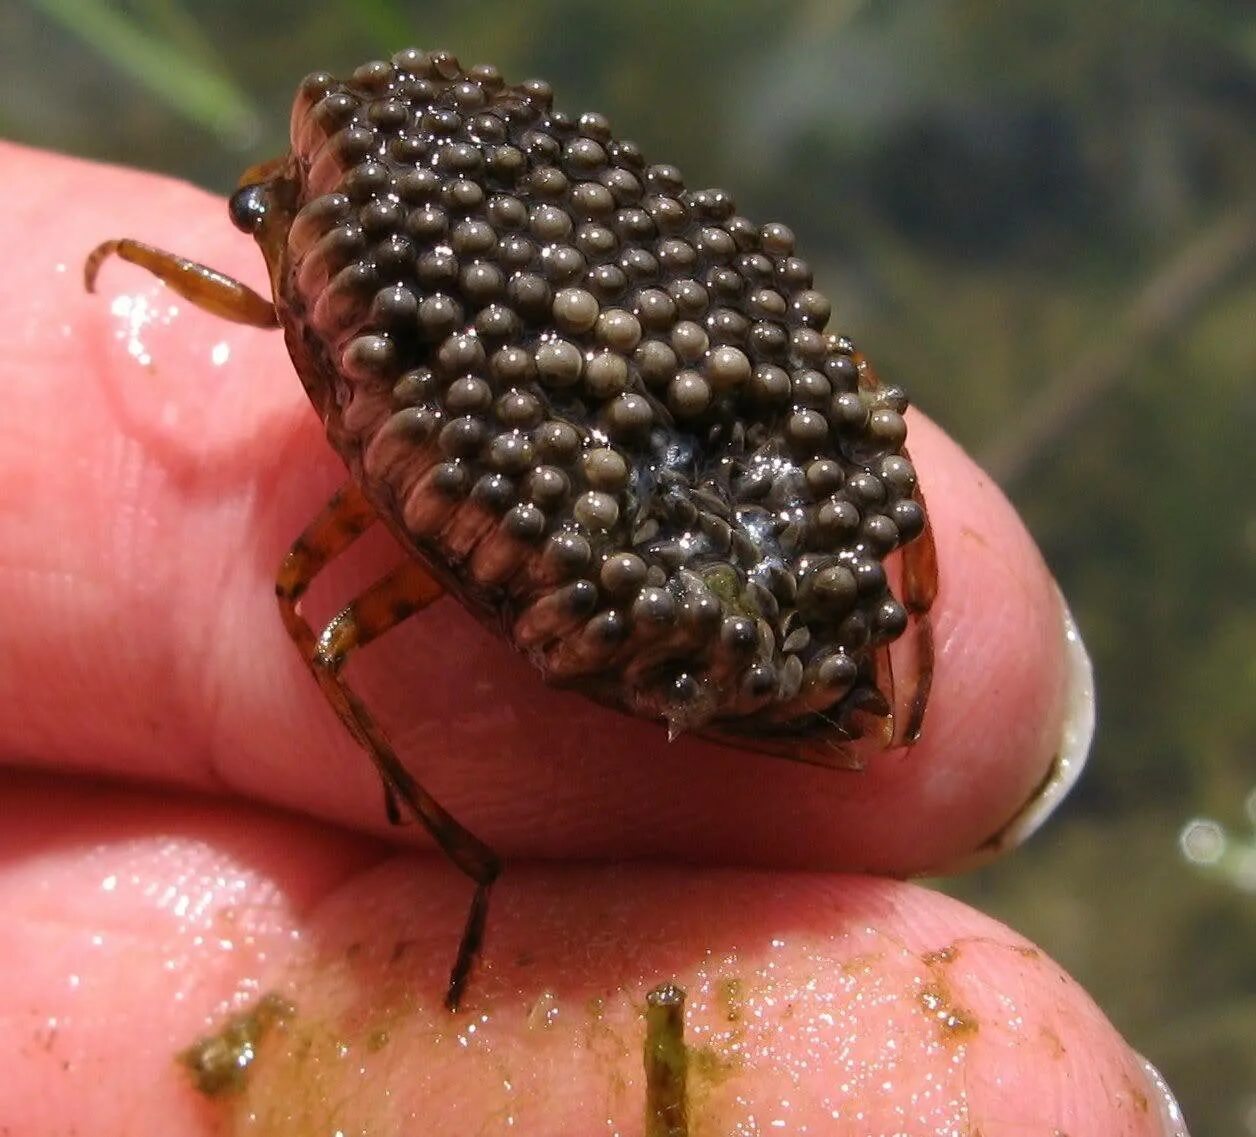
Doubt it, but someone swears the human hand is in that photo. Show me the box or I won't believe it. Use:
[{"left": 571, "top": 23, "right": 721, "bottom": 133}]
[{"left": 0, "top": 142, "right": 1186, "bottom": 1135}]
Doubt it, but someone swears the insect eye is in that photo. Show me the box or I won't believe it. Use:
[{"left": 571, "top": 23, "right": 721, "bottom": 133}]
[{"left": 229, "top": 184, "right": 269, "bottom": 234}]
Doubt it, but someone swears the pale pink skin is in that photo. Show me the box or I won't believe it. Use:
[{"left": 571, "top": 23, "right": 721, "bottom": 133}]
[{"left": 0, "top": 141, "right": 1163, "bottom": 1134}]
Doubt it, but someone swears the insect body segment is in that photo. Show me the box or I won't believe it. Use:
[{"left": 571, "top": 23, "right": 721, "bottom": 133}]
[{"left": 85, "top": 47, "right": 936, "bottom": 1008}]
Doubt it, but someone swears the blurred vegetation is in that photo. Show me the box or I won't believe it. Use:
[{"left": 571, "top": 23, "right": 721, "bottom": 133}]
[{"left": 3, "top": 0, "right": 1253, "bottom": 1131}]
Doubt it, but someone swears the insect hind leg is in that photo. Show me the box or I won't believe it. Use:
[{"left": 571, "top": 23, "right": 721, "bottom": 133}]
[
  {"left": 276, "top": 481, "right": 500, "bottom": 1010},
  {"left": 893, "top": 469, "right": 938, "bottom": 745}
]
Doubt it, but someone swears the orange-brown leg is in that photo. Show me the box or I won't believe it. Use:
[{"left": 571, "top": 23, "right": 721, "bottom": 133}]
[
  {"left": 84, "top": 239, "right": 279, "bottom": 328},
  {"left": 849, "top": 355, "right": 937, "bottom": 748},
  {"left": 315, "top": 557, "right": 445, "bottom": 825},
  {"left": 895, "top": 468, "right": 938, "bottom": 745},
  {"left": 276, "top": 483, "right": 500, "bottom": 1010}
]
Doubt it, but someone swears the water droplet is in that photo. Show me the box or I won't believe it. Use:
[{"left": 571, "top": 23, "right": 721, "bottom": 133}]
[{"left": 1179, "top": 817, "right": 1226, "bottom": 864}]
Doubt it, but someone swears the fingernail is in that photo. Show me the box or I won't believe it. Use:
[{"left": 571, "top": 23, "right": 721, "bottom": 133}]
[
  {"left": 993, "top": 590, "right": 1095, "bottom": 845},
  {"left": 937, "top": 588, "right": 1096, "bottom": 871},
  {"left": 1136, "top": 1052, "right": 1191, "bottom": 1136}
]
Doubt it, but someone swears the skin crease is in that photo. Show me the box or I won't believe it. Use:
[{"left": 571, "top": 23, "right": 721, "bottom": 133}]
[{"left": 0, "top": 142, "right": 1163, "bottom": 1134}]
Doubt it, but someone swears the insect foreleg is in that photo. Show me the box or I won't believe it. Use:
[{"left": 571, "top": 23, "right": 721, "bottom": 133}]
[{"left": 84, "top": 239, "right": 278, "bottom": 327}]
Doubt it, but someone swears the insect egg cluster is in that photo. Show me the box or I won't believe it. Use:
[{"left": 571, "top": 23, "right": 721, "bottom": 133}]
[{"left": 274, "top": 48, "right": 926, "bottom": 744}]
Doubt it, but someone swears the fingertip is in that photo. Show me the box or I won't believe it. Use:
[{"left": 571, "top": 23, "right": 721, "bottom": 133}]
[{"left": 936, "top": 587, "right": 1096, "bottom": 871}]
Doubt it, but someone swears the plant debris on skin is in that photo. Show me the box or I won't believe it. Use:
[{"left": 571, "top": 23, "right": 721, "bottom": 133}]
[
  {"left": 178, "top": 993, "right": 295, "bottom": 1098},
  {"left": 645, "top": 983, "right": 690, "bottom": 1137},
  {"left": 85, "top": 47, "right": 937, "bottom": 1010}
]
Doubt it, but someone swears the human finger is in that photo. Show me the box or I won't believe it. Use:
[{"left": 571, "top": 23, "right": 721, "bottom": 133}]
[
  {"left": 0, "top": 775, "right": 1181, "bottom": 1137},
  {"left": 0, "top": 142, "right": 1089, "bottom": 872}
]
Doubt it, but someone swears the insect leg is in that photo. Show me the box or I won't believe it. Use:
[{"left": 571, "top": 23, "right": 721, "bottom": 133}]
[
  {"left": 314, "top": 558, "right": 444, "bottom": 821},
  {"left": 276, "top": 482, "right": 401, "bottom": 817},
  {"left": 276, "top": 483, "right": 500, "bottom": 1010},
  {"left": 84, "top": 239, "right": 279, "bottom": 328},
  {"left": 894, "top": 468, "right": 938, "bottom": 745}
]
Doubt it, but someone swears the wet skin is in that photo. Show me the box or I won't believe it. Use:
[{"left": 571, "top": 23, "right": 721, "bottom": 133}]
[{"left": 0, "top": 142, "right": 1172, "bottom": 1135}]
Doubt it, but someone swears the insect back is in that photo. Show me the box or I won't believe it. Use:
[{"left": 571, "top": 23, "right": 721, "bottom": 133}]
[{"left": 256, "top": 49, "right": 935, "bottom": 760}]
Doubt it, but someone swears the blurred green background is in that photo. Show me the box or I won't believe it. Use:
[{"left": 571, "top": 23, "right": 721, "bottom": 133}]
[{"left": 3, "top": 0, "right": 1253, "bottom": 1131}]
